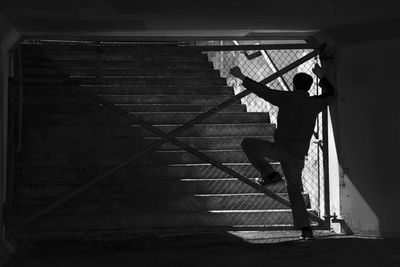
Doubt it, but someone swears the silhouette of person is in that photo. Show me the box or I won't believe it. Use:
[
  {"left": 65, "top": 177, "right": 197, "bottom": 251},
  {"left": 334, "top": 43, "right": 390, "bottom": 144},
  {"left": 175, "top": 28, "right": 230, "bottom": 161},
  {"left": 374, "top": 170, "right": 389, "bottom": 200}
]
[{"left": 229, "top": 64, "right": 336, "bottom": 239}]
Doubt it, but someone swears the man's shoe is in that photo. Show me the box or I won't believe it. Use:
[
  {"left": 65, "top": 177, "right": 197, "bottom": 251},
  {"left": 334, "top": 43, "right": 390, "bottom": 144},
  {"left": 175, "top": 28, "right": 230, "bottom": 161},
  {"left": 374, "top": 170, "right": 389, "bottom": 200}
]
[
  {"left": 300, "top": 227, "right": 314, "bottom": 240},
  {"left": 255, "top": 172, "right": 283, "bottom": 186}
]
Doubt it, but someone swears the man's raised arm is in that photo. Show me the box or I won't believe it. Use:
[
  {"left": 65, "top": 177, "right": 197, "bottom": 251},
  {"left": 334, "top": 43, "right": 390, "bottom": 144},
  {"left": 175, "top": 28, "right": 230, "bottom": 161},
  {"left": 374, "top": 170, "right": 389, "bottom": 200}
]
[
  {"left": 229, "top": 67, "right": 288, "bottom": 106},
  {"left": 312, "top": 64, "right": 337, "bottom": 103}
]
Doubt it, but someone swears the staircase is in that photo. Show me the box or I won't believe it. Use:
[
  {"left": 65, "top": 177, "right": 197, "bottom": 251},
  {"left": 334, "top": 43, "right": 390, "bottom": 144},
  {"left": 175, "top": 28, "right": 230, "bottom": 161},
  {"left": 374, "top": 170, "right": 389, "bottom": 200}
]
[{"left": 11, "top": 40, "right": 312, "bottom": 239}]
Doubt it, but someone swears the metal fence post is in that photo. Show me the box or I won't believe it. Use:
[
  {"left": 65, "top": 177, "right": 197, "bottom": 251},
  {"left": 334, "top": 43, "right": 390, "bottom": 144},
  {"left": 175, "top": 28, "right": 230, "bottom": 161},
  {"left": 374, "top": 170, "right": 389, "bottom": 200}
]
[{"left": 322, "top": 107, "right": 331, "bottom": 228}]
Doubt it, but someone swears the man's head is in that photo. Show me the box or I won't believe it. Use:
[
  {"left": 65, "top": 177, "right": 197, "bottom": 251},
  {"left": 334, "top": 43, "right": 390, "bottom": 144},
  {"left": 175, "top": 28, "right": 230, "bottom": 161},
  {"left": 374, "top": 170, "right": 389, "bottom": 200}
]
[{"left": 293, "top": 72, "right": 313, "bottom": 92}]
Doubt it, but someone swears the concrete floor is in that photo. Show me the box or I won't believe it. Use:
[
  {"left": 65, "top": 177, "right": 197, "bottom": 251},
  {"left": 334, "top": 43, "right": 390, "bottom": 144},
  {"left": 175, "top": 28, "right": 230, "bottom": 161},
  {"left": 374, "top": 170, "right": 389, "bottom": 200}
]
[{"left": 4, "top": 231, "right": 400, "bottom": 267}]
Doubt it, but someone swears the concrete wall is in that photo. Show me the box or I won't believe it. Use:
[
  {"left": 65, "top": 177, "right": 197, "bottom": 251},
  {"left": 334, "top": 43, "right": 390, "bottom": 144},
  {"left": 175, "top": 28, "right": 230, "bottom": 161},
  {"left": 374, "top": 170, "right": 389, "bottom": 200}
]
[
  {"left": 331, "top": 37, "right": 400, "bottom": 237},
  {"left": 0, "top": 12, "right": 20, "bottom": 266},
  {"left": 2, "top": 1, "right": 400, "bottom": 39}
]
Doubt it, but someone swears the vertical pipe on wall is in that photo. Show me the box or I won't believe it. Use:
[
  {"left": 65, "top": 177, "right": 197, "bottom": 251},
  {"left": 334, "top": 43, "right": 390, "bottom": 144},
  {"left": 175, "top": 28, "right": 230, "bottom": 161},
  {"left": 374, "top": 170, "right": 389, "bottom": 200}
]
[{"left": 15, "top": 45, "right": 22, "bottom": 154}]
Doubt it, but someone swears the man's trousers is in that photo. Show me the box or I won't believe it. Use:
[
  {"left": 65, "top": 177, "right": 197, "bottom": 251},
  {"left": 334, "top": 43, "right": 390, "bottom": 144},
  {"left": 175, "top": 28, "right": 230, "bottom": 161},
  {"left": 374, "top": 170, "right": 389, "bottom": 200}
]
[{"left": 241, "top": 137, "right": 310, "bottom": 229}]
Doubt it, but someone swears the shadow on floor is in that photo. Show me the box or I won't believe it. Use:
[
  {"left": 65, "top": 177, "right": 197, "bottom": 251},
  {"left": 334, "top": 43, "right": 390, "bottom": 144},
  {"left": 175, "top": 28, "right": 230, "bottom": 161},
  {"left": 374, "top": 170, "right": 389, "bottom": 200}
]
[{"left": 5, "top": 231, "right": 400, "bottom": 267}]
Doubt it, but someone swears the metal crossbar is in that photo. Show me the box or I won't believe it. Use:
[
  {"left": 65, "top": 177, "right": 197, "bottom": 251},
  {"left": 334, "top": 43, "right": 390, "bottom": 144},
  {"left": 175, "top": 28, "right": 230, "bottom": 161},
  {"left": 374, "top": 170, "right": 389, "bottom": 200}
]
[
  {"left": 12, "top": 45, "right": 326, "bottom": 233},
  {"left": 187, "top": 43, "right": 317, "bottom": 51}
]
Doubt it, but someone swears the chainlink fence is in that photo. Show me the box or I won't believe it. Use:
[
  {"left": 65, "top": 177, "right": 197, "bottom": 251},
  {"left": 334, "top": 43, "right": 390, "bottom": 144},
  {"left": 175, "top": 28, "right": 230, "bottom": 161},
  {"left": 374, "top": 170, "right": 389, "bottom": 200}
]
[
  {"left": 191, "top": 40, "right": 327, "bottom": 228},
  {"left": 10, "top": 39, "right": 328, "bottom": 237}
]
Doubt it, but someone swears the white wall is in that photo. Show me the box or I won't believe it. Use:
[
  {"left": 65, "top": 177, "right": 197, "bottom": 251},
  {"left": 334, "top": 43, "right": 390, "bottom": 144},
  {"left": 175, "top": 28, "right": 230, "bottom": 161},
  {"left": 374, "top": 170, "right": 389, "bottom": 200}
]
[{"left": 333, "top": 37, "right": 400, "bottom": 237}]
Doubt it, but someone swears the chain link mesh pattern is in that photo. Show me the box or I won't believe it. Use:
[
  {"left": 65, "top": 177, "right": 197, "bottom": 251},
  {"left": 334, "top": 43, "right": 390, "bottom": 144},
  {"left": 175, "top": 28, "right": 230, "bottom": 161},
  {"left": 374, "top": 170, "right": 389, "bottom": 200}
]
[
  {"left": 13, "top": 39, "right": 327, "bottom": 236},
  {"left": 194, "top": 40, "right": 326, "bottom": 226}
]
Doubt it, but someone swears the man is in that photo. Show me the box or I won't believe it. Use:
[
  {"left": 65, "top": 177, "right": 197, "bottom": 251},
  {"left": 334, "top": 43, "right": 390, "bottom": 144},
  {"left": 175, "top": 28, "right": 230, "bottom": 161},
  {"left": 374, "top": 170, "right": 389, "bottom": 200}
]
[{"left": 230, "top": 64, "right": 336, "bottom": 239}]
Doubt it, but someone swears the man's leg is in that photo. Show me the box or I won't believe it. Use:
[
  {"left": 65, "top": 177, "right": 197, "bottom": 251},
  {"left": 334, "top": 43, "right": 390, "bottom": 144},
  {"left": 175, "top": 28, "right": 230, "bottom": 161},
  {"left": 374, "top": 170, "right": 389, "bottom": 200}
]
[
  {"left": 280, "top": 159, "right": 310, "bottom": 230},
  {"left": 241, "top": 138, "right": 278, "bottom": 178}
]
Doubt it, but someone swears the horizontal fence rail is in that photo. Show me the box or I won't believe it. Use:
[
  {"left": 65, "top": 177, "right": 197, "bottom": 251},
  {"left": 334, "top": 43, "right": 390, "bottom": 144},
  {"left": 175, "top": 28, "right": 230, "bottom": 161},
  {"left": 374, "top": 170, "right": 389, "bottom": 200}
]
[{"left": 185, "top": 43, "right": 319, "bottom": 51}]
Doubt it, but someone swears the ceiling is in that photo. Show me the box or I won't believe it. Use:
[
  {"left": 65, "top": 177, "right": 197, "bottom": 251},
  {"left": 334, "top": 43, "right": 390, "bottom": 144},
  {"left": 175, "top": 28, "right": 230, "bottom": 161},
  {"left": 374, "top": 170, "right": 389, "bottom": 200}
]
[{"left": 1, "top": 0, "right": 400, "bottom": 38}]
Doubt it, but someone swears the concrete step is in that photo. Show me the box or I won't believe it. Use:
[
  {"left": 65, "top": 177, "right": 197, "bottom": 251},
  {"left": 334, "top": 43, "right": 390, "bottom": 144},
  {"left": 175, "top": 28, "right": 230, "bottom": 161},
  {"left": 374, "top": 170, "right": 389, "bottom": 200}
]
[
  {"left": 23, "top": 67, "right": 221, "bottom": 78},
  {"left": 23, "top": 77, "right": 227, "bottom": 86},
  {"left": 16, "top": 163, "right": 282, "bottom": 185},
  {"left": 14, "top": 193, "right": 310, "bottom": 215},
  {"left": 22, "top": 84, "right": 234, "bottom": 96},
  {"left": 16, "top": 210, "right": 314, "bottom": 232},
  {"left": 102, "top": 94, "right": 236, "bottom": 105},
  {"left": 23, "top": 86, "right": 94, "bottom": 97},
  {"left": 22, "top": 109, "right": 132, "bottom": 126},
  {"left": 23, "top": 112, "right": 270, "bottom": 126},
  {"left": 24, "top": 95, "right": 236, "bottom": 105},
  {"left": 22, "top": 136, "right": 146, "bottom": 153},
  {"left": 23, "top": 123, "right": 275, "bottom": 139},
  {"left": 21, "top": 44, "right": 198, "bottom": 54},
  {"left": 23, "top": 102, "right": 104, "bottom": 113},
  {"left": 139, "top": 123, "right": 276, "bottom": 137},
  {"left": 20, "top": 45, "right": 205, "bottom": 54},
  {"left": 17, "top": 178, "right": 286, "bottom": 197},
  {"left": 17, "top": 149, "right": 262, "bottom": 166},
  {"left": 145, "top": 136, "right": 273, "bottom": 150},
  {"left": 14, "top": 212, "right": 286, "bottom": 232},
  {"left": 23, "top": 85, "right": 233, "bottom": 96},
  {"left": 24, "top": 103, "right": 246, "bottom": 113},
  {"left": 123, "top": 103, "right": 245, "bottom": 113},
  {"left": 87, "top": 85, "right": 232, "bottom": 95},
  {"left": 22, "top": 136, "right": 273, "bottom": 153},
  {"left": 20, "top": 50, "right": 209, "bottom": 61},
  {"left": 22, "top": 59, "right": 214, "bottom": 69}
]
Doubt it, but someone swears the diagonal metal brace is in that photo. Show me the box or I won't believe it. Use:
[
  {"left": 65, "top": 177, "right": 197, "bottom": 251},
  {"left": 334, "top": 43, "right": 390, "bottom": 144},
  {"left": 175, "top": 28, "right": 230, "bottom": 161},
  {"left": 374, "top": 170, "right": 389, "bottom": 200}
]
[{"left": 12, "top": 46, "right": 326, "bottom": 233}]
